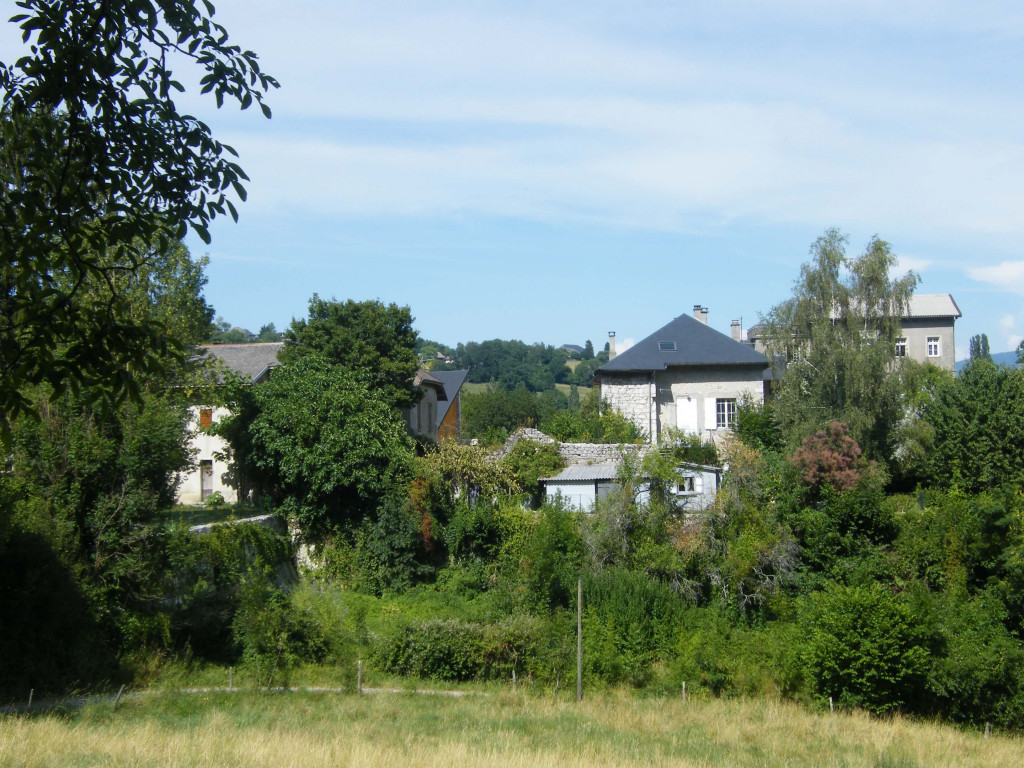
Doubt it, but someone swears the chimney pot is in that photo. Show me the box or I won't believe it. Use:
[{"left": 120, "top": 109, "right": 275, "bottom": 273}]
[
  {"left": 694, "top": 305, "right": 709, "bottom": 324},
  {"left": 608, "top": 331, "right": 616, "bottom": 360},
  {"left": 731, "top": 320, "right": 742, "bottom": 341}
]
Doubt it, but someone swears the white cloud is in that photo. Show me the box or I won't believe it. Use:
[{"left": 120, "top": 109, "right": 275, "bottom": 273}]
[
  {"left": 999, "top": 313, "right": 1022, "bottom": 351},
  {"left": 968, "top": 262, "right": 1024, "bottom": 295},
  {"left": 894, "top": 255, "right": 931, "bottom": 276}
]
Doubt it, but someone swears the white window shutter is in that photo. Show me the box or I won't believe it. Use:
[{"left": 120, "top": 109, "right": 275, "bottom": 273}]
[
  {"left": 704, "top": 398, "right": 717, "bottom": 431},
  {"left": 694, "top": 475, "right": 704, "bottom": 493},
  {"left": 677, "top": 396, "right": 698, "bottom": 434}
]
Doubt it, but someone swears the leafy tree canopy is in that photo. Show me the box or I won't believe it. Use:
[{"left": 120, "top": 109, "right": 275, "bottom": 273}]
[
  {"left": 282, "top": 296, "right": 420, "bottom": 410},
  {"left": 760, "top": 228, "right": 918, "bottom": 462},
  {"left": 0, "top": 0, "right": 276, "bottom": 431},
  {"left": 222, "top": 355, "right": 415, "bottom": 539}
]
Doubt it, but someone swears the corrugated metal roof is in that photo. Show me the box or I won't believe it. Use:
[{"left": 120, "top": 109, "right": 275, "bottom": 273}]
[
  {"left": 598, "top": 313, "right": 769, "bottom": 374},
  {"left": 907, "top": 294, "right": 962, "bottom": 319},
  {"left": 540, "top": 463, "right": 621, "bottom": 482}
]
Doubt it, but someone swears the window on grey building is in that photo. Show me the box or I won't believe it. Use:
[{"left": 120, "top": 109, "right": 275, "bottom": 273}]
[
  {"left": 715, "top": 398, "right": 736, "bottom": 429},
  {"left": 895, "top": 338, "right": 907, "bottom": 357},
  {"left": 927, "top": 336, "right": 941, "bottom": 357}
]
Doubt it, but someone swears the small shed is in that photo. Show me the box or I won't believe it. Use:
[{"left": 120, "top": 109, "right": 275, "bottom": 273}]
[
  {"left": 540, "top": 462, "right": 651, "bottom": 511},
  {"left": 671, "top": 462, "right": 723, "bottom": 512},
  {"left": 539, "top": 460, "right": 721, "bottom": 512}
]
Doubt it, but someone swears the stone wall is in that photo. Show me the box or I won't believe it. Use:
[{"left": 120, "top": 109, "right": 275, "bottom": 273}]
[
  {"left": 599, "top": 373, "right": 653, "bottom": 440},
  {"left": 499, "top": 427, "right": 649, "bottom": 466},
  {"left": 558, "top": 442, "right": 649, "bottom": 465}
]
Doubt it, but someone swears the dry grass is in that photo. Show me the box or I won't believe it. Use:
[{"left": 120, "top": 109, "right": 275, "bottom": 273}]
[{"left": 1, "top": 690, "right": 1019, "bottom": 768}]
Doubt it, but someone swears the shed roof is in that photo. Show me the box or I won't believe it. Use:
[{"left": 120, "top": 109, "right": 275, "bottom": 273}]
[
  {"left": 598, "top": 313, "right": 768, "bottom": 374},
  {"left": 906, "top": 293, "right": 962, "bottom": 319},
  {"left": 540, "top": 463, "right": 621, "bottom": 482}
]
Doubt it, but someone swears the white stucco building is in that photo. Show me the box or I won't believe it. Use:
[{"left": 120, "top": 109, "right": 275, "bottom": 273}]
[{"left": 176, "top": 343, "right": 283, "bottom": 505}]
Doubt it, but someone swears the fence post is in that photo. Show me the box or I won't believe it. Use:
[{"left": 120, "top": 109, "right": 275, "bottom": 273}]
[
  {"left": 985, "top": 722, "right": 991, "bottom": 739},
  {"left": 27, "top": 689, "right": 33, "bottom": 710},
  {"left": 229, "top": 667, "right": 233, "bottom": 691},
  {"left": 829, "top": 696, "right": 834, "bottom": 714},
  {"left": 682, "top": 682, "right": 686, "bottom": 702},
  {"left": 357, "top": 660, "right": 363, "bottom": 695}
]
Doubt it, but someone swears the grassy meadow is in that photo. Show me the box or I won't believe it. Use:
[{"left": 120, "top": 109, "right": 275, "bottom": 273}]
[{"left": 2, "top": 687, "right": 1019, "bottom": 768}]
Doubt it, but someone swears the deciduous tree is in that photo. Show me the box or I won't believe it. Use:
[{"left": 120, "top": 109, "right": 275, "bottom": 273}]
[
  {"left": 1, "top": 0, "right": 276, "bottom": 430},
  {"left": 282, "top": 296, "right": 420, "bottom": 410},
  {"left": 760, "top": 229, "right": 918, "bottom": 462}
]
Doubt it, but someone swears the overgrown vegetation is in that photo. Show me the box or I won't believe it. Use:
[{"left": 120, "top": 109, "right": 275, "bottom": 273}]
[{"left": 4, "top": 64, "right": 1024, "bottom": 748}]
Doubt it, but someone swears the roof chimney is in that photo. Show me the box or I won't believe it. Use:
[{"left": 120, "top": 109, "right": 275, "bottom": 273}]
[
  {"left": 731, "top": 320, "right": 742, "bottom": 341},
  {"left": 608, "top": 331, "right": 616, "bottom": 360},
  {"left": 693, "top": 305, "right": 708, "bottom": 324}
]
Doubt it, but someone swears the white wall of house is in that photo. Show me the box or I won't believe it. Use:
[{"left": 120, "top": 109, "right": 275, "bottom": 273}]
[
  {"left": 672, "top": 466, "right": 721, "bottom": 512},
  {"left": 176, "top": 406, "right": 237, "bottom": 505},
  {"left": 544, "top": 480, "right": 650, "bottom": 511},
  {"left": 404, "top": 385, "right": 440, "bottom": 441}
]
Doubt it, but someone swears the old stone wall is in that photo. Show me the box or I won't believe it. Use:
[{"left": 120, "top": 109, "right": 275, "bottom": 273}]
[{"left": 599, "top": 373, "right": 653, "bottom": 440}]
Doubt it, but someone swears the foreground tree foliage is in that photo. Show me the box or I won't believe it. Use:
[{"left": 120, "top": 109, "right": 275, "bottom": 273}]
[{"left": 0, "top": 0, "right": 276, "bottom": 430}]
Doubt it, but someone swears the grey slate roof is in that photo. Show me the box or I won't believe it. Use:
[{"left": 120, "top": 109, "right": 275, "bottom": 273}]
[
  {"left": 598, "top": 314, "right": 768, "bottom": 374},
  {"left": 432, "top": 369, "right": 469, "bottom": 428},
  {"left": 200, "top": 342, "right": 284, "bottom": 383}
]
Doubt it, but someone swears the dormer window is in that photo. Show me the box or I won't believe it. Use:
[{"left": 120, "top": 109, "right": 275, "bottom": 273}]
[{"left": 658, "top": 341, "right": 676, "bottom": 351}]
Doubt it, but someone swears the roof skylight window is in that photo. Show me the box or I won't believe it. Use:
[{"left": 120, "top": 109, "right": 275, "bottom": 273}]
[{"left": 658, "top": 341, "right": 677, "bottom": 351}]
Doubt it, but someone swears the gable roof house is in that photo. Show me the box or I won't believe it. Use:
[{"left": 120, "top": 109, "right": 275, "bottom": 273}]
[
  {"left": 176, "top": 342, "right": 284, "bottom": 505},
  {"left": 400, "top": 368, "right": 473, "bottom": 442},
  {"left": 432, "top": 369, "right": 469, "bottom": 440},
  {"left": 596, "top": 306, "right": 769, "bottom": 444}
]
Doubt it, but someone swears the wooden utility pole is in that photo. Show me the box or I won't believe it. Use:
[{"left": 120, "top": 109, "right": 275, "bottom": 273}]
[{"left": 577, "top": 578, "right": 582, "bottom": 702}]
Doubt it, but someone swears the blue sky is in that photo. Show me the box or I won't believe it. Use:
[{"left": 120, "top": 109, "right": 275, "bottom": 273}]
[{"left": 9, "top": 1, "right": 1024, "bottom": 358}]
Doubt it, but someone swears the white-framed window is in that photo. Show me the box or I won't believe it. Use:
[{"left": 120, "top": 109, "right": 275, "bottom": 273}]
[
  {"left": 715, "top": 398, "right": 737, "bottom": 429},
  {"left": 927, "top": 336, "right": 941, "bottom": 357},
  {"left": 895, "top": 338, "right": 907, "bottom": 357}
]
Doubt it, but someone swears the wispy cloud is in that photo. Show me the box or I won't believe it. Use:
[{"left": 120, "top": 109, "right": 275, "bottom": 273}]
[
  {"left": 968, "top": 261, "right": 1024, "bottom": 295},
  {"left": 192, "top": 1, "right": 1024, "bottom": 246}
]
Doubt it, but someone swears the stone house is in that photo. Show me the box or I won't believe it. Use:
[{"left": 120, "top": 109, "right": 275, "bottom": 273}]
[{"left": 595, "top": 306, "right": 770, "bottom": 444}]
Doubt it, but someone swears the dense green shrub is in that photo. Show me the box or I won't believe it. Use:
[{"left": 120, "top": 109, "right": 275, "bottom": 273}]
[
  {"left": 164, "top": 521, "right": 293, "bottom": 661},
  {"left": 925, "top": 588, "right": 1024, "bottom": 729},
  {"left": 673, "top": 607, "right": 805, "bottom": 700},
  {"left": 582, "top": 569, "right": 688, "bottom": 687},
  {"left": 800, "top": 582, "right": 930, "bottom": 713}
]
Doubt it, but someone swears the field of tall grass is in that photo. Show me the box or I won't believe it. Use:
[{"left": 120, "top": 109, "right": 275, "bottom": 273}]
[{"left": 2, "top": 687, "right": 1018, "bottom": 768}]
